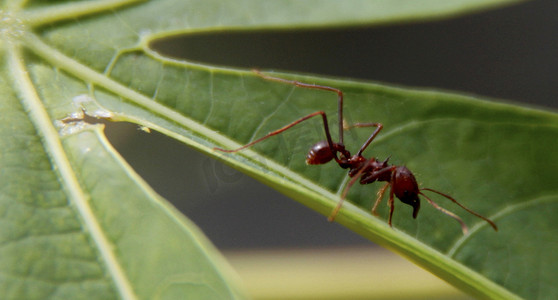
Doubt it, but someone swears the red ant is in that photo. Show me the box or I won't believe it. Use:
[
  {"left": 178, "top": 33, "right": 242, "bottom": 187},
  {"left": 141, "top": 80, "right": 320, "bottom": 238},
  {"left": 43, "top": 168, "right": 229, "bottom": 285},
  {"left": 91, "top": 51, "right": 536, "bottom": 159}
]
[{"left": 215, "top": 70, "right": 498, "bottom": 234}]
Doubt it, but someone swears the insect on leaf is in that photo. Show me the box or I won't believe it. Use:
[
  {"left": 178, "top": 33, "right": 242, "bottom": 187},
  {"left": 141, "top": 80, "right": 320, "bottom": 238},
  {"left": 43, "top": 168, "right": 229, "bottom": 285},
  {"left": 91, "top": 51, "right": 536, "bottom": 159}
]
[{"left": 1, "top": 0, "right": 552, "bottom": 299}]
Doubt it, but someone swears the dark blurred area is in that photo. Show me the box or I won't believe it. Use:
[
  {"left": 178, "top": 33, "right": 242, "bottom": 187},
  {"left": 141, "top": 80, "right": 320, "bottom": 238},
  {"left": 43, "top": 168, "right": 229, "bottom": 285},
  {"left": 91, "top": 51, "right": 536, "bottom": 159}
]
[{"left": 105, "top": 0, "right": 557, "bottom": 250}]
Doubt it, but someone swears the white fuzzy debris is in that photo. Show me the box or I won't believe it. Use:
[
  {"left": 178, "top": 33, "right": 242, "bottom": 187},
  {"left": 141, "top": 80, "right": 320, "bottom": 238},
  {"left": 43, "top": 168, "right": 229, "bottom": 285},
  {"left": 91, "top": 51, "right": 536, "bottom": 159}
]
[{"left": 58, "top": 94, "right": 113, "bottom": 136}]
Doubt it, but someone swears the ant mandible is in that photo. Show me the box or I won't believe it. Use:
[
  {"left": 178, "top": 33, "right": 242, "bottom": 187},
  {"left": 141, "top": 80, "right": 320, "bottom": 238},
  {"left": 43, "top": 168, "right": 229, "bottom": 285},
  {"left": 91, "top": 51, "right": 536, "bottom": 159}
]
[{"left": 214, "top": 70, "right": 498, "bottom": 235}]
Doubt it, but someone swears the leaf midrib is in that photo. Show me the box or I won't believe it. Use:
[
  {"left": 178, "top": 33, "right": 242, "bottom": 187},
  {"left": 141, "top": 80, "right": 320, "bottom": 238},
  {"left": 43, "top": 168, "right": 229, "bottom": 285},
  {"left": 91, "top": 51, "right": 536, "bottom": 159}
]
[{"left": 7, "top": 44, "right": 137, "bottom": 299}]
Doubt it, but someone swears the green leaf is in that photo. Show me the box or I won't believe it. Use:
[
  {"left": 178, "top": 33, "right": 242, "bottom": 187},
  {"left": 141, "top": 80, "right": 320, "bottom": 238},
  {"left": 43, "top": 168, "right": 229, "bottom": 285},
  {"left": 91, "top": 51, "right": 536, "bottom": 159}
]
[
  {"left": 2, "top": 52, "right": 245, "bottom": 299},
  {"left": 1, "top": 0, "right": 550, "bottom": 299}
]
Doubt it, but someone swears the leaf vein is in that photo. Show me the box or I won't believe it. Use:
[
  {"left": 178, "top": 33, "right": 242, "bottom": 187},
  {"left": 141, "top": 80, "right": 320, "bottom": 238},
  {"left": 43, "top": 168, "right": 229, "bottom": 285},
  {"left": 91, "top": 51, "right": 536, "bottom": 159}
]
[{"left": 8, "top": 44, "right": 137, "bottom": 300}]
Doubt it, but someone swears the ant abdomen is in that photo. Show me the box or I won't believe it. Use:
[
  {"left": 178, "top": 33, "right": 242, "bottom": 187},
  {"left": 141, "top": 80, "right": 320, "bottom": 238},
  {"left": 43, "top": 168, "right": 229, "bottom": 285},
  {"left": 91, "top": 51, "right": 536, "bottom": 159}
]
[{"left": 306, "top": 140, "right": 339, "bottom": 165}]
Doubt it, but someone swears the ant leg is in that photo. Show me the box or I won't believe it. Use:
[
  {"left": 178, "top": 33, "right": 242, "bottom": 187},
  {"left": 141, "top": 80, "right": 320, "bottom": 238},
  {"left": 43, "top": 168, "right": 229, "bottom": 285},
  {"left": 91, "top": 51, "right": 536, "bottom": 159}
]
[
  {"left": 214, "top": 111, "right": 336, "bottom": 156},
  {"left": 329, "top": 160, "right": 397, "bottom": 223},
  {"left": 253, "top": 70, "right": 346, "bottom": 145},
  {"left": 387, "top": 174, "right": 396, "bottom": 227},
  {"left": 359, "top": 165, "right": 395, "bottom": 184},
  {"left": 328, "top": 195, "right": 346, "bottom": 222},
  {"left": 357, "top": 165, "right": 395, "bottom": 216},
  {"left": 345, "top": 123, "right": 384, "bottom": 157},
  {"left": 372, "top": 182, "right": 390, "bottom": 216},
  {"left": 329, "top": 156, "right": 376, "bottom": 222},
  {"left": 421, "top": 188, "right": 498, "bottom": 231}
]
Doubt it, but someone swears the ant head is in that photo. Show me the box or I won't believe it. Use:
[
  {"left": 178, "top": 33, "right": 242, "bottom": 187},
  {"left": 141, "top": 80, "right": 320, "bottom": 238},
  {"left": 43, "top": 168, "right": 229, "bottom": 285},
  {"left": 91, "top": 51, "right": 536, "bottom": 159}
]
[
  {"left": 393, "top": 166, "right": 421, "bottom": 218},
  {"left": 306, "top": 140, "right": 344, "bottom": 165}
]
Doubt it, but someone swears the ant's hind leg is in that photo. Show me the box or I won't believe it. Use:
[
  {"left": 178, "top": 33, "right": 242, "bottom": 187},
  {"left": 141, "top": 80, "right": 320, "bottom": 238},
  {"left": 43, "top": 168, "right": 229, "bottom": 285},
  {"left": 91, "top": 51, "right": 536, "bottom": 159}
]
[
  {"left": 253, "top": 70, "right": 347, "bottom": 145},
  {"left": 252, "top": 70, "right": 343, "bottom": 98},
  {"left": 214, "top": 110, "right": 335, "bottom": 153}
]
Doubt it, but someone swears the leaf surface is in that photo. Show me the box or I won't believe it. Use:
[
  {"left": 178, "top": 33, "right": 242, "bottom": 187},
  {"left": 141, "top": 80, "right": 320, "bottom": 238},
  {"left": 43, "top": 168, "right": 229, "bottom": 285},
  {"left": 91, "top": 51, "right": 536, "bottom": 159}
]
[{"left": 1, "top": 0, "right": 552, "bottom": 299}]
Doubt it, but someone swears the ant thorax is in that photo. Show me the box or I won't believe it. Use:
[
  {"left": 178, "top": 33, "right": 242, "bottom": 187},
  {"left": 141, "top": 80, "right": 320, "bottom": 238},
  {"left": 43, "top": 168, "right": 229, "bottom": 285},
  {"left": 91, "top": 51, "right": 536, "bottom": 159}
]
[{"left": 347, "top": 156, "right": 390, "bottom": 181}]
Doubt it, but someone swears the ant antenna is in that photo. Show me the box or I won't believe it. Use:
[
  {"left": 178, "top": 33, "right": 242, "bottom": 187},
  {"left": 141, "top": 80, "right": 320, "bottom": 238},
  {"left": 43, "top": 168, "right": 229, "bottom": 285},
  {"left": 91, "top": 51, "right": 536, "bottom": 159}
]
[
  {"left": 420, "top": 188, "right": 498, "bottom": 232},
  {"left": 418, "top": 192, "right": 469, "bottom": 234}
]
